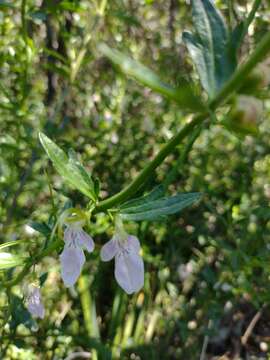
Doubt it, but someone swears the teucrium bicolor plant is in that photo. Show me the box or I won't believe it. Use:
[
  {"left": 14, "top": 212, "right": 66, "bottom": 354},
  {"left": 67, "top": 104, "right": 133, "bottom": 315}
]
[
  {"left": 2, "top": 0, "right": 270, "bottom": 320},
  {"left": 36, "top": 134, "right": 201, "bottom": 298}
]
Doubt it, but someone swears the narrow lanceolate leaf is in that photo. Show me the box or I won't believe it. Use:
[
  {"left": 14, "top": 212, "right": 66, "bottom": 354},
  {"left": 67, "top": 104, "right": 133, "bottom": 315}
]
[
  {"left": 120, "top": 185, "right": 165, "bottom": 210},
  {"left": 99, "top": 43, "right": 205, "bottom": 112},
  {"left": 229, "top": 22, "right": 245, "bottom": 53},
  {"left": 183, "top": 0, "right": 236, "bottom": 98},
  {"left": 39, "top": 132, "right": 97, "bottom": 201},
  {"left": 0, "top": 240, "right": 27, "bottom": 251},
  {"left": 119, "top": 192, "right": 202, "bottom": 221},
  {"left": 0, "top": 252, "right": 25, "bottom": 270}
]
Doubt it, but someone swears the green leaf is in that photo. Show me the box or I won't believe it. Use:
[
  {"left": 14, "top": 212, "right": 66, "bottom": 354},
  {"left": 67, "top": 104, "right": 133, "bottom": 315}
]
[
  {"left": 39, "top": 272, "right": 48, "bottom": 286},
  {"left": 183, "top": 0, "right": 236, "bottom": 98},
  {"left": 29, "top": 11, "right": 47, "bottom": 22},
  {"left": 229, "top": 22, "right": 245, "bottom": 52},
  {"left": 39, "top": 132, "right": 97, "bottom": 201},
  {"left": 0, "top": 252, "right": 25, "bottom": 270},
  {"left": 28, "top": 221, "right": 51, "bottom": 237},
  {"left": 99, "top": 43, "right": 205, "bottom": 112},
  {"left": 254, "top": 206, "right": 270, "bottom": 220},
  {"left": 10, "top": 295, "right": 36, "bottom": 330},
  {"left": 0, "top": 240, "right": 27, "bottom": 251},
  {"left": 0, "top": 0, "right": 15, "bottom": 9},
  {"left": 120, "top": 185, "right": 165, "bottom": 210},
  {"left": 119, "top": 192, "right": 202, "bottom": 221},
  {"left": 59, "top": 0, "right": 82, "bottom": 11}
]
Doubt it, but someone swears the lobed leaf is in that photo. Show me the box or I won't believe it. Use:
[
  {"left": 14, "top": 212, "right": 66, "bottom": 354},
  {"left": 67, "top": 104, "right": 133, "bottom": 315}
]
[{"left": 39, "top": 132, "right": 97, "bottom": 201}]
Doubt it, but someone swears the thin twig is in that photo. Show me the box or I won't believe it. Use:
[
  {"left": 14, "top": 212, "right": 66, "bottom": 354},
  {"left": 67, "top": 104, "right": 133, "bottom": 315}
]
[
  {"left": 200, "top": 334, "right": 209, "bottom": 360},
  {"left": 241, "top": 304, "right": 266, "bottom": 346},
  {"left": 64, "top": 351, "right": 91, "bottom": 360},
  {"left": 200, "top": 320, "right": 212, "bottom": 360}
]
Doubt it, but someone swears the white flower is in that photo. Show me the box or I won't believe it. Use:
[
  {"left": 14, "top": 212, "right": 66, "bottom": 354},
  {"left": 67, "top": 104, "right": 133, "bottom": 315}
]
[
  {"left": 100, "top": 218, "right": 144, "bottom": 294},
  {"left": 26, "top": 284, "right": 45, "bottom": 319},
  {"left": 60, "top": 222, "right": 94, "bottom": 287}
]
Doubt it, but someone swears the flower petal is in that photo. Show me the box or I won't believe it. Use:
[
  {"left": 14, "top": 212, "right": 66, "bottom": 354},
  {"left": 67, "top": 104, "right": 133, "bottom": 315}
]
[
  {"left": 77, "top": 230, "right": 95, "bottom": 253},
  {"left": 127, "top": 235, "right": 141, "bottom": 253},
  {"left": 26, "top": 287, "right": 45, "bottom": 319},
  {"left": 100, "top": 237, "right": 119, "bottom": 262},
  {"left": 63, "top": 227, "right": 75, "bottom": 246},
  {"left": 115, "top": 252, "right": 144, "bottom": 294},
  {"left": 60, "top": 246, "right": 85, "bottom": 287},
  {"left": 28, "top": 300, "right": 45, "bottom": 319}
]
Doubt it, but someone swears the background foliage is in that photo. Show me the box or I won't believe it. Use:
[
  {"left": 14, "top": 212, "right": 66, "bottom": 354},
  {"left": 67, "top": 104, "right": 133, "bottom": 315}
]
[{"left": 0, "top": 0, "right": 270, "bottom": 359}]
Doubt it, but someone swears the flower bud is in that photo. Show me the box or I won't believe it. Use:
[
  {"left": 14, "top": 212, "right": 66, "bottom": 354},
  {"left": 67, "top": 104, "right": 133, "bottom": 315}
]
[{"left": 225, "top": 95, "right": 263, "bottom": 136}]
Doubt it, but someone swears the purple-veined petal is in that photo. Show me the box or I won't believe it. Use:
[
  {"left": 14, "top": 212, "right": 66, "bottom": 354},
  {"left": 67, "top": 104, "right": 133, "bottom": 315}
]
[
  {"left": 127, "top": 235, "right": 140, "bottom": 253},
  {"left": 63, "top": 227, "right": 74, "bottom": 246},
  {"left": 77, "top": 230, "right": 95, "bottom": 253},
  {"left": 100, "top": 237, "right": 119, "bottom": 262},
  {"left": 114, "top": 251, "right": 144, "bottom": 294},
  {"left": 60, "top": 246, "right": 85, "bottom": 287},
  {"left": 26, "top": 287, "right": 45, "bottom": 319},
  {"left": 27, "top": 300, "right": 45, "bottom": 319}
]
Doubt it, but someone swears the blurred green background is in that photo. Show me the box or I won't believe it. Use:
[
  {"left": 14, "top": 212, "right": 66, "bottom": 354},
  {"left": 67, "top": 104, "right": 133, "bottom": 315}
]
[{"left": 0, "top": 0, "right": 270, "bottom": 359}]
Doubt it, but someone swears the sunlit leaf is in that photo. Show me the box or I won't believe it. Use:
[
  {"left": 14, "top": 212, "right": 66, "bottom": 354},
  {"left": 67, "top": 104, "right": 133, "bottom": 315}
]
[
  {"left": 120, "top": 185, "right": 165, "bottom": 210},
  {"left": 39, "top": 132, "right": 97, "bottom": 201},
  {"left": 0, "top": 252, "right": 25, "bottom": 270},
  {"left": 0, "top": 240, "right": 27, "bottom": 251},
  {"left": 120, "top": 192, "right": 202, "bottom": 221},
  {"left": 183, "top": 0, "right": 236, "bottom": 98}
]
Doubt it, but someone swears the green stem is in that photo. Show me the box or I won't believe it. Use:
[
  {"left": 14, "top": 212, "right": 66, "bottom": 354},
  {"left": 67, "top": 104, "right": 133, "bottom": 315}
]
[
  {"left": 96, "top": 113, "right": 206, "bottom": 212},
  {"left": 21, "top": 0, "right": 27, "bottom": 42},
  {"left": 4, "top": 238, "right": 62, "bottom": 288},
  {"left": 78, "top": 276, "right": 99, "bottom": 360},
  {"left": 163, "top": 124, "right": 203, "bottom": 190}
]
